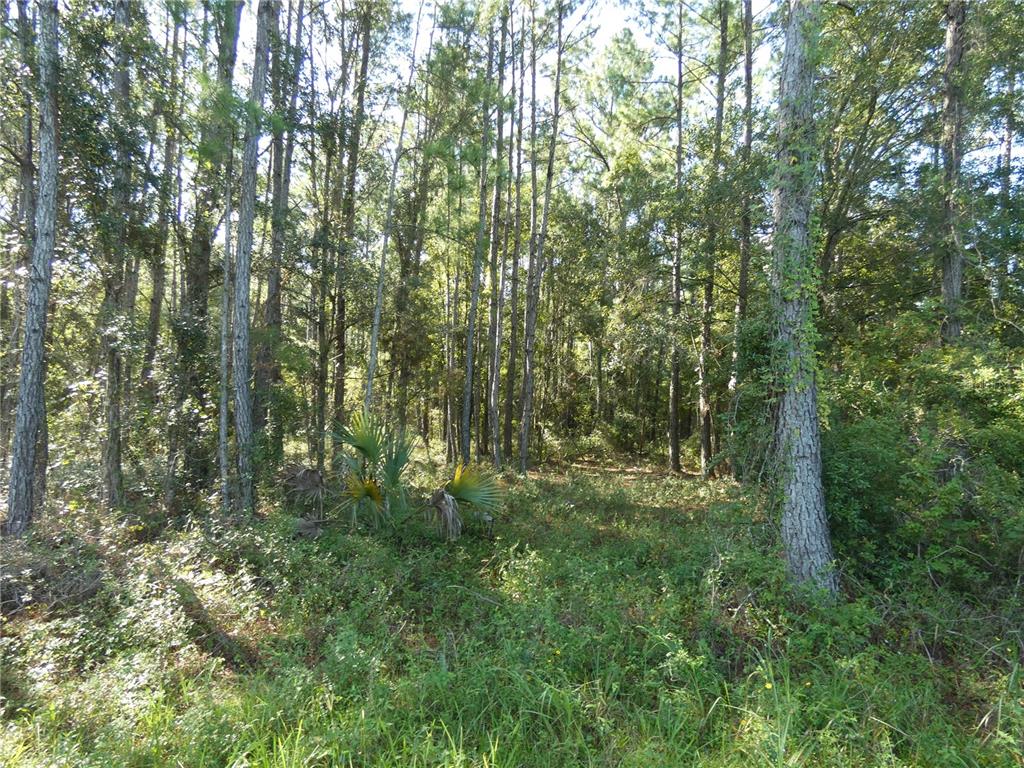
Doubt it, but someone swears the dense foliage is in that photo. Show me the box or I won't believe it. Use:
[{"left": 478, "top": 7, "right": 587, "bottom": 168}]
[{"left": 0, "top": 0, "right": 1022, "bottom": 763}]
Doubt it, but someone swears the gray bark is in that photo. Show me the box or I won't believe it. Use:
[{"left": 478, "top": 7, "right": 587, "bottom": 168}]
[
  {"left": 771, "top": 0, "right": 838, "bottom": 595},
  {"left": 6, "top": 0, "right": 57, "bottom": 536},
  {"left": 233, "top": 0, "right": 275, "bottom": 514}
]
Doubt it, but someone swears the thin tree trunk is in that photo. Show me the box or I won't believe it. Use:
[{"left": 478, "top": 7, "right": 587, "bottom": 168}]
[
  {"left": 519, "top": 3, "right": 563, "bottom": 473},
  {"left": 940, "top": 0, "right": 965, "bottom": 343},
  {"left": 668, "top": 0, "right": 684, "bottom": 473},
  {"left": 103, "top": 0, "right": 133, "bottom": 509},
  {"left": 503, "top": 8, "right": 525, "bottom": 462},
  {"left": 460, "top": 29, "right": 495, "bottom": 465},
  {"left": 367, "top": 0, "right": 425, "bottom": 411},
  {"left": 219, "top": 148, "right": 234, "bottom": 514},
  {"left": 255, "top": 0, "right": 304, "bottom": 459},
  {"left": 142, "top": 18, "right": 181, "bottom": 388},
  {"left": 730, "top": 0, "right": 753, "bottom": 396},
  {"left": 697, "top": 0, "right": 728, "bottom": 478},
  {"left": 170, "top": 2, "right": 242, "bottom": 510},
  {"left": 6, "top": 0, "right": 57, "bottom": 536},
  {"left": 488, "top": 9, "right": 508, "bottom": 466},
  {"left": 233, "top": 0, "right": 275, "bottom": 514},
  {"left": 2, "top": 0, "right": 36, "bottom": 489},
  {"left": 772, "top": 0, "right": 837, "bottom": 596},
  {"left": 332, "top": 9, "right": 372, "bottom": 462}
]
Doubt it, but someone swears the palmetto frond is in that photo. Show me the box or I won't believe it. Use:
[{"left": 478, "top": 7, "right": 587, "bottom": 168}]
[
  {"left": 335, "top": 410, "right": 385, "bottom": 468},
  {"left": 446, "top": 463, "right": 502, "bottom": 514}
]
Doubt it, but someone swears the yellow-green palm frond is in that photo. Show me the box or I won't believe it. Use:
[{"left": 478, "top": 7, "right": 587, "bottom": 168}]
[{"left": 446, "top": 463, "right": 502, "bottom": 514}]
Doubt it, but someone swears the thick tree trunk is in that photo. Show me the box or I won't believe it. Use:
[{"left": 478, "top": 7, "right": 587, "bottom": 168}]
[
  {"left": 233, "top": 0, "right": 275, "bottom": 514},
  {"left": 6, "top": 0, "right": 57, "bottom": 536},
  {"left": 519, "top": 3, "right": 562, "bottom": 473},
  {"left": 771, "top": 0, "right": 838, "bottom": 596},
  {"left": 940, "top": 0, "right": 966, "bottom": 343}
]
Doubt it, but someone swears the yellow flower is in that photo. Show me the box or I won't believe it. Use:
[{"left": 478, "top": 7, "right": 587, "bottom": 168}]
[{"left": 764, "top": 682, "right": 773, "bottom": 690}]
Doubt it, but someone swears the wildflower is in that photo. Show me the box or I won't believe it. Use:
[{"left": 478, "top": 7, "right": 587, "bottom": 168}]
[{"left": 764, "top": 682, "right": 773, "bottom": 690}]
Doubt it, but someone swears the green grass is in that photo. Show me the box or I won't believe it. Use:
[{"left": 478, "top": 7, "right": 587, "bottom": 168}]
[{"left": 2, "top": 464, "right": 1021, "bottom": 767}]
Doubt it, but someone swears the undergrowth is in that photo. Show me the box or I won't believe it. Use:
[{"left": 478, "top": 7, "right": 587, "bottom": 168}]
[{"left": 1, "top": 465, "right": 1021, "bottom": 767}]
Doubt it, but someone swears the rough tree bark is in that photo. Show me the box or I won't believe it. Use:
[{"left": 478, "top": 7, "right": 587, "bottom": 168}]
[
  {"left": 233, "top": 0, "right": 275, "bottom": 514},
  {"left": 6, "top": 0, "right": 57, "bottom": 536},
  {"left": 771, "top": 0, "right": 838, "bottom": 596}
]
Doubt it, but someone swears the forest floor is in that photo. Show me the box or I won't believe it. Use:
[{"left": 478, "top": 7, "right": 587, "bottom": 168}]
[{"left": 1, "top": 462, "right": 1021, "bottom": 767}]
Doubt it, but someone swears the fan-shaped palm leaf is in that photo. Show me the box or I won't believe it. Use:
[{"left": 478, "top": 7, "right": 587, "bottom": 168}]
[
  {"left": 335, "top": 410, "right": 385, "bottom": 468},
  {"left": 446, "top": 463, "right": 502, "bottom": 514}
]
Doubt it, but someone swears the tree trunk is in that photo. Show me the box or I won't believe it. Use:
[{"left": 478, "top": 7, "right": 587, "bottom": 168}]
[
  {"left": 6, "top": 0, "right": 57, "bottom": 536},
  {"left": 730, "top": 0, "right": 753, "bottom": 399},
  {"left": 367, "top": 0, "right": 425, "bottom": 411},
  {"left": 142, "top": 18, "right": 181, "bottom": 388},
  {"left": 697, "top": 0, "right": 728, "bottom": 478},
  {"left": 169, "top": 1, "right": 242, "bottom": 511},
  {"left": 771, "top": 0, "right": 837, "bottom": 596},
  {"left": 332, "top": 9, "right": 372, "bottom": 462},
  {"left": 233, "top": 0, "right": 275, "bottom": 514},
  {"left": 519, "top": 3, "right": 563, "bottom": 473},
  {"left": 219, "top": 148, "right": 234, "bottom": 514},
  {"left": 103, "top": 0, "right": 133, "bottom": 509},
  {"left": 255, "top": 0, "right": 304, "bottom": 460},
  {"left": 461, "top": 30, "right": 495, "bottom": 465},
  {"left": 940, "top": 0, "right": 966, "bottom": 343},
  {"left": 488, "top": 9, "right": 508, "bottom": 466},
  {"left": 668, "top": 1, "right": 684, "bottom": 473},
  {"left": 503, "top": 8, "right": 526, "bottom": 462}
]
